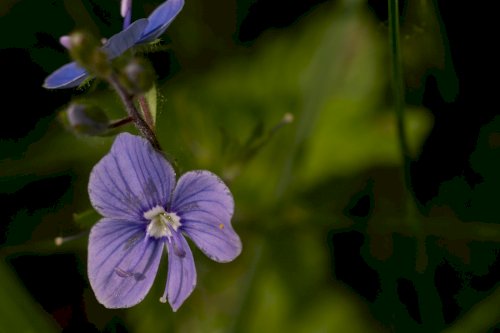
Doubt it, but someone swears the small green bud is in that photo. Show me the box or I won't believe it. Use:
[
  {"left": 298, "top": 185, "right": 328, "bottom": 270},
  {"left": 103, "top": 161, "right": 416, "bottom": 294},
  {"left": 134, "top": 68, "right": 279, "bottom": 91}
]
[
  {"left": 91, "top": 50, "right": 112, "bottom": 78},
  {"left": 119, "top": 58, "right": 155, "bottom": 95},
  {"left": 62, "top": 103, "right": 110, "bottom": 136},
  {"left": 67, "top": 31, "right": 111, "bottom": 78},
  {"left": 67, "top": 31, "right": 99, "bottom": 64}
]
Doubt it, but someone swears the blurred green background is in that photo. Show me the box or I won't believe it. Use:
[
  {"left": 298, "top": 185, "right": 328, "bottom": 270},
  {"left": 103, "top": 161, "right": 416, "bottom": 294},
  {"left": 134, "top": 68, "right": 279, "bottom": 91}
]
[{"left": 1, "top": 0, "right": 499, "bottom": 332}]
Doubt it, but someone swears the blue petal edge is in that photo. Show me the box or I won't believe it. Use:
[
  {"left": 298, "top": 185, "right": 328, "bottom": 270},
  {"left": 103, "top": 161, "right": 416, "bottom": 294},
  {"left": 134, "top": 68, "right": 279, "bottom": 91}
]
[
  {"left": 138, "top": 0, "right": 184, "bottom": 43},
  {"left": 43, "top": 62, "right": 88, "bottom": 89},
  {"left": 103, "top": 18, "right": 149, "bottom": 58}
]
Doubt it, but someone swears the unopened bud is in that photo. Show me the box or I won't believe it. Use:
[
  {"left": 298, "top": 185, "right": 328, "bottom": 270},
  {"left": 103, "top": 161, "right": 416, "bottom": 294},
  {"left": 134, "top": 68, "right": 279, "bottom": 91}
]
[
  {"left": 62, "top": 103, "right": 109, "bottom": 136},
  {"left": 120, "top": 58, "right": 155, "bottom": 95},
  {"left": 67, "top": 31, "right": 99, "bottom": 61},
  {"left": 67, "top": 31, "right": 111, "bottom": 78},
  {"left": 59, "top": 35, "right": 72, "bottom": 49},
  {"left": 121, "top": 0, "right": 132, "bottom": 18}
]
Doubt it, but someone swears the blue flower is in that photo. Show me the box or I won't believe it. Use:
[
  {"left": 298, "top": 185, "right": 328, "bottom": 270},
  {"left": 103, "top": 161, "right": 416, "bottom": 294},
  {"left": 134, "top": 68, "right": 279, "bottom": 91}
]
[
  {"left": 87, "top": 133, "right": 242, "bottom": 310},
  {"left": 121, "top": 0, "right": 133, "bottom": 29},
  {"left": 44, "top": 0, "right": 184, "bottom": 89}
]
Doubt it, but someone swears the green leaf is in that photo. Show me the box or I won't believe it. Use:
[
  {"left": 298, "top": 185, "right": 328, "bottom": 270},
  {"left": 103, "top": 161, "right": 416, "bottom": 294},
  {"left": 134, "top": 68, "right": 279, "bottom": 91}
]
[
  {"left": 73, "top": 208, "right": 100, "bottom": 229},
  {"left": 0, "top": 261, "right": 59, "bottom": 333},
  {"left": 144, "top": 82, "right": 157, "bottom": 126},
  {"left": 292, "top": 291, "right": 380, "bottom": 333}
]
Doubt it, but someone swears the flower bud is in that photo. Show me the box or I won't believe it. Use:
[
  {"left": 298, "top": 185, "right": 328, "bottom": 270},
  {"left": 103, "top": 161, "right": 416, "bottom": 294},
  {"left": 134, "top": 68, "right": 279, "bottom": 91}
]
[
  {"left": 67, "top": 31, "right": 111, "bottom": 78},
  {"left": 119, "top": 58, "right": 155, "bottom": 95},
  {"left": 59, "top": 35, "right": 72, "bottom": 49},
  {"left": 67, "top": 31, "right": 99, "bottom": 61},
  {"left": 62, "top": 103, "right": 110, "bottom": 136},
  {"left": 121, "top": 0, "right": 132, "bottom": 18}
]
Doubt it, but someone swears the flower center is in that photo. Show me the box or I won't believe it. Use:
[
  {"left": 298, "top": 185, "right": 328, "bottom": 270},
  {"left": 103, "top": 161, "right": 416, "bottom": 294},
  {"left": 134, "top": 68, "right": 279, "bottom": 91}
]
[{"left": 144, "top": 206, "right": 181, "bottom": 239}]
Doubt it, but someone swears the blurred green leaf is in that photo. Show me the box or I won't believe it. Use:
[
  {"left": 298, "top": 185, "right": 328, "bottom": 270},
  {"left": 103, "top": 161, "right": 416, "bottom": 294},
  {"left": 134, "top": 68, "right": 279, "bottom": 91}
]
[
  {"left": 0, "top": 260, "right": 59, "bottom": 333},
  {"left": 73, "top": 208, "right": 100, "bottom": 229},
  {"left": 292, "top": 290, "right": 382, "bottom": 333},
  {"left": 443, "top": 286, "right": 500, "bottom": 333},
  {"left": 154, "top": 1, "right": 432, "bottom": 207},
  {"left": 300, "top": 105, "right": 431, "bottom": 185},
  {"left": 244, "top": 270, "right": 291, "bottom": 333}
]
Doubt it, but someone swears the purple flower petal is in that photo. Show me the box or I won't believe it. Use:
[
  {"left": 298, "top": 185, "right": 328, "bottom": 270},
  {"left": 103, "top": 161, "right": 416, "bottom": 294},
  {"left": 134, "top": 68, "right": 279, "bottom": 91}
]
[
  {"left": 88, "top": 133, "right": 176, "bottom": 220},
  {"left": 103, "top": 18, "right": 149, "bottom": 58},
  {"left": 163, "top": 234, "right": 196, "bottom": 311},
  {"left": 172, "top": 171, "right": 242, "bottom": 263},
  {"left": 120, "top": 0, "right": 132, "bottom": 18},
  {"left": 88, "top": 218, "right": 164, "bottom": 308},
  {"left": 42, "top": 61, "right": 88, "bottom": 89},
  {"left": 138, "top": 0, "right": 184, "bottom": 43},
  {"left": 44, "top": 19, "right": 147, "bottom": 90}
]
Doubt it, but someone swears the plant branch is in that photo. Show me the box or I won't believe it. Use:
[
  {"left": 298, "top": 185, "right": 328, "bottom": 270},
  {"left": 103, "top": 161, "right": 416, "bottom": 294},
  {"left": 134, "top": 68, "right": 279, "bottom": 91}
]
[
  {"left": 138, "top": 95, "right": 155, "bottom": 129},
  {"left": 389, "top": 0, "right": 410, "bottom": 171},
  {"left": 107, "top": 73, "right": 162, "bottom": 151},
  {"left": 108, "top": 116, "right": 133, "bottom": 129}
]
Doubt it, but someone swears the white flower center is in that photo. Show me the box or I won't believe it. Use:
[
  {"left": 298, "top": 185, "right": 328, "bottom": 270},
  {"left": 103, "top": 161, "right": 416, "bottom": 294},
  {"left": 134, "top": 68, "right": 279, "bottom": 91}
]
[{"left": 144, "top": 206, "right": 181, "bottom": 239}]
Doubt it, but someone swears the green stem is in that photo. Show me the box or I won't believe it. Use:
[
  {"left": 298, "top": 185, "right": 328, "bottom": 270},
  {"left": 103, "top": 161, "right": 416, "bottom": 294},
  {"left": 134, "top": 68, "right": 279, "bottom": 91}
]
[
  {"left": 107, "top": 73, "right": 162, "bottom": 151},
  {"left": 389, "top": 0, "right": 410, "bottom": 174},
  {"left": 389, "top": 1, "right": 423, "bottom": 232},
  {"left": 107, "top": 73, "right": 179, "bottom": 173},
  {"left": 138, "top": 95, "right": 155, "bottom": 130},
  {"left": 108, "top": 116, "right": 133, "bottom": 129},
  {"left": 388, "top": 0, "right": 436, "bottom": 326}
]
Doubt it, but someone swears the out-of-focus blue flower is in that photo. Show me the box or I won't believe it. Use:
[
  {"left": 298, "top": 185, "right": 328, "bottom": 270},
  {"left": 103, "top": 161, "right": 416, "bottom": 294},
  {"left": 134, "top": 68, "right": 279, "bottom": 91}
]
[
  {"left": 87, "top": 133, "right": 242, "bottom": 311},
  {"left": 121, "top": 0, "right": 133, "bottom": 28},
  {"left": 44, "top": 0, "right": 184, "bottom": 89}
]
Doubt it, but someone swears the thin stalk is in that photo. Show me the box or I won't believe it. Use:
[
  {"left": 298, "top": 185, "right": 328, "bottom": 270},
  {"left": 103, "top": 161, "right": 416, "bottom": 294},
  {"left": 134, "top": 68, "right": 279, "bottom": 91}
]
[
  {"left": 54, "top": 231, "right": 89, "bottom": 246},
  {"left": 138, "top": 95, "right": 155, "bottom": 129},
  {"left": 389, "top": 0, "right": 410, "bottom": 174},
  {"left": 389, "top": 0, "right": 422, "bottom": 228},
  {"left": 108, "top": 116, "right": 133, "bottom": 129},
  {"left": 107, "top": 73, "right": 179, "bottom": 173},
  {"left": 388, "top": 0, "right": 435, "bottom": 326},
  {"left": 107, "top": 73, "right": 162, "bottom": 151},
  {"left": 389, "top": 0, "right": 423, "bottom": 232}
]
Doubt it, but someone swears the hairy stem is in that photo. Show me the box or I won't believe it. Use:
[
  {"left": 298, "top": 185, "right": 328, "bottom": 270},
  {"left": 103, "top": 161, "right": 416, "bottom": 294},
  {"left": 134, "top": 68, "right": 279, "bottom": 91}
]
[
  {"left": 107, "top": 74, "right": 162, "bottom": 151},
  {"left": 138, "top": 95, "right": 155, "bottom": 129},
  {"left": 108, "top": 116, "right": 133, "bottom": 129}
]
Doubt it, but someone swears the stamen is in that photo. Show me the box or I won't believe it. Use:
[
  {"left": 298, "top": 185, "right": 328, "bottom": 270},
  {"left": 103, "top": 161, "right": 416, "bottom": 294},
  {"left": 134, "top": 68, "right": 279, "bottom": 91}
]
[
  {"left": 144, "top": 206, "right": 182, "bottom": 239},
  {"left": 159, "top": 271, "right": 169, "bottom": 304},
  {"left": 282, "top": 112, "right": 294, "bottom": 124},
  {"left": 54, "top": 231, "right": 88, "bottom": 246},
  {"left": 269, "top": 112, "right": 294, "bottom": 136},
  {"left": 54, "top": 237, "right": 64, "bottom": 246},
  {"left": 144, "top": 205, "right": 166, "bottom": 220}
]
